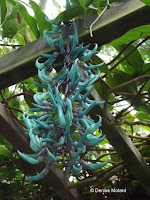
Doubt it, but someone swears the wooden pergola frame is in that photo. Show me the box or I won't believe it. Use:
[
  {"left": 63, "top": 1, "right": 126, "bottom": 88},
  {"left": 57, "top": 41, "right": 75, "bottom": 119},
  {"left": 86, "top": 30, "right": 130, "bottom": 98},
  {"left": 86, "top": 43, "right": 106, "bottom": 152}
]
[{"left": 0, "top": 0, "right": 150, "bottom": 198}]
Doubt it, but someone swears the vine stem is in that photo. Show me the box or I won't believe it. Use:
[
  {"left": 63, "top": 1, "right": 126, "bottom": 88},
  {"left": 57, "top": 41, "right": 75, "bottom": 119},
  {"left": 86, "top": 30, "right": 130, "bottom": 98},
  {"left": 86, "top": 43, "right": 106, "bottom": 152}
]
[
  {"left": 107, "top": 41, "right": 135, "bottom": 65},
  {"left": 121, "top": 120, "right": 150, "bottom": 128},
  {"left": 0, "top": 43, "right": 23, "bottom": 48},
  {"left": 6, "top": 92, "right": 33, "bottom": 101},
  {"left": 0, "top": 91, "right": 26, "bottom": 128},
  {"left": 102, "top": 36, "right": 150, "bottom": 78},
  {"left": 4, "top": 105, "right": 23, "bottom": 113},
  {"left": 103, "top": 75, "right": 150, "bottom": 121},
  {"left": 90, "top": 0, "right": 110, "bottom": 37}
]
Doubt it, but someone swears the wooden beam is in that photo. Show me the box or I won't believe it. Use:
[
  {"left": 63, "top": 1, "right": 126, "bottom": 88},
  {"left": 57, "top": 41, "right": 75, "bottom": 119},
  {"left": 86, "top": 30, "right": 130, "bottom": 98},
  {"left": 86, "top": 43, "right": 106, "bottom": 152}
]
[
  {"left": 91, "top": 89, "right": 150, "bottom": 196},
  {"left": 0, "top": 0, "right": 150, "bottom": 90},
  {"left": 0, "top": 103, "right": 82, "bottom": 200}
]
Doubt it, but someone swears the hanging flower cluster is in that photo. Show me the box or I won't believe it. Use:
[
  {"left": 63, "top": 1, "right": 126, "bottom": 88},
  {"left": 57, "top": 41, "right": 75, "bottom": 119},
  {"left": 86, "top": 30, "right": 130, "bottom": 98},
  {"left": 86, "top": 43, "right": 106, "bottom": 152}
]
[{"left": 17, "top": 18, "right": 108, "bottom": 181}]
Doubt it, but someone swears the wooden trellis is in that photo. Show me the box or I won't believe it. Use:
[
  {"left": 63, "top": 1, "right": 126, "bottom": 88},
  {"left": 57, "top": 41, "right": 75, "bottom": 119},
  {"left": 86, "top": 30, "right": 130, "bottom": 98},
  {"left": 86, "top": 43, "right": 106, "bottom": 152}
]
[{"left": 0, "top": 0, "right": 150, "bottom": 198}]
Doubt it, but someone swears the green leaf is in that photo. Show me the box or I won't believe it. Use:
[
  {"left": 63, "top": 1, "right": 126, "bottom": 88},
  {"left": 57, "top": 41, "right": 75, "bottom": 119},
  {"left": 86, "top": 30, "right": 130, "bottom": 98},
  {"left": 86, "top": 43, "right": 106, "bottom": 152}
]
[
  {"left": 29, "top": 0, "right": 51, "bottom": 36},
  {"left": 93, "top": 0, "right": 105, "bottom": 8},
  {"left": 9, "top": 97, "right": 21, "bottom": 117},
  {"left": 140, "top": 0, "right": 150, "bottom": 6},
  {"left": 114, "top": 45, "right": 144, "bottom": 74},
  {"left": 2, "top": 6, "right": 17, "bottom": 27},
  {"left": 23, "top": 83, "right": 35, "bottom": 108},
  {"left": 106, "top": 71, "right": 137, "bottom": 93},
  {"left": 111, "top": 25, "right": 150, "bottom": 46},
  {"left": 0, "top": 145, "right": 12, "bottom": 158},
  {"left": 7, "top": 0, "right": 40, "bottom": 38},
  {"left": 13, "top": 33, "right": 25, "bottom": 45},
  {"left": 2, "top": 19, "right": 18, "bottom": 38},
  {"left": 17, "top": 2, "right": 40, "bottom": 39},
  {"left": 94, "top": 81, "right": 109, "bottom": 99},
  {"left": 92, "top": 55, "right": 110, "bottom": 74},
  {"left": 0, "top": 0, "right": 7, "bottom": 23},
  {"left": 0, "top": 165, "right": 16, "bottom": 181},
  {"left": 79, "top": 0, "right": 92, "bottom": 8},
  {"left": 56, "top": 5, "right": 84, "bottom": 21},
  {"left": 137, "top": 105, "right": 150, "bottom": 114},
  {"left": 0, "top": 134, "right": 12, "bottom": 151},
  {"left": 136, "top": 111, "right": 150, "bottom": 120},
  {"left": 4, "top": 88, "right": 10, "bottom": 98},
  {"left": 142, "top": 63, "right": 150, "bottom": 75}
]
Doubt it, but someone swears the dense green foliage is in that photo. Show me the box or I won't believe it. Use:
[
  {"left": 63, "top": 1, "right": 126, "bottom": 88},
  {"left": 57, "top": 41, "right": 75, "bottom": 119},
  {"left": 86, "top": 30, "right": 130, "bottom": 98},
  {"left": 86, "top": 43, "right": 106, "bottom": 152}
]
[{"left": 0, "top": 0, "right": 150, "bottom": 199}]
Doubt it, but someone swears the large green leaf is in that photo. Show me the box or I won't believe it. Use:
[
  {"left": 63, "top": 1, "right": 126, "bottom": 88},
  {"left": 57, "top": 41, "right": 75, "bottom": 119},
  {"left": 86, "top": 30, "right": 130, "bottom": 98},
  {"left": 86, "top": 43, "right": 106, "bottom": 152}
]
[
  {"left": 111, "top": 25, "right": 150, "bottom": 46},
  {"left": 93, "top": 0, "right": 105, "bottom": 8},
  {"left": 137, "top": 105, "right": 150, "bottom": 114},
  {"left": 136, "top": 111, "right": 150, "bottom": 121},
  {"left": 7, "top": 0, "right": 40, "bottom": 38},
  {"left": 29, "top": 0, "right": 51, "bottom": 36},
  {"left": 116, "top": 60, "right": 136, "bottom": 75},
  {"left": 17, "top": 2, "right": 40, "bottom": 39},
  {"left": 56, "top": 5, "right": 84, "bottom": 21},
  {"left": 114, "top": 45, "right": 144, "bottom": 75},
  {"left": 142, "top": 63, "right": 150, "bottom": 75},
  {"left": 2, "top": 6, "right": 17, "bottom": 27},
  {"left": 0, "top": 0, "right": 7, "bottom": 23},
  {"left": 140, "top": 0, "right": 150, "bottom": 6},
  {"left": 2, "top": 19, "right": 18, "bottom": 38}
]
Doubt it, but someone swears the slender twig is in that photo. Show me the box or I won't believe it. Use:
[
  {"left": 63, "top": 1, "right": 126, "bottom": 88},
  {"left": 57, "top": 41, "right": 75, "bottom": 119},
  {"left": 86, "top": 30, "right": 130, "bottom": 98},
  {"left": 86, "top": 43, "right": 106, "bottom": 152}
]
[
  {"left": 6, "top": 92, "right": 33, "bottom": 101},
  {"left": 0, "top": 91, "right": 26, "bottom": 128},
  {"left": 3, "top": 89, "right": 5, "bottom": 95},
  {"left": 108, "top": 97, "right": 130, "bottom": 105},
  {"left": 94, "top": 161, "right": 123, "bottom": 175},
  {"left": 93, "top": 72, "right": 119, "bottom": 96},
  {"left": 96, "top": 164, "right": 124, "bottom": 187},
  {"left": 115, "top": 80, "right": 149, "bottom": 119},
  {"left": 127, "top": 134, "right": 150, "bottom": 140},
  {"left": 103, "top": 75, "right": 150, "bottom": 121},
  {"left": 20, "top": 0, "right": 32, "bottom": 8},
  {"left": 107, "top": 41, "right": 135, "bottom": 65},
  {"left": 87, "top": 148, "right": 114, "bottom": 151},
  {"left": 134, "top": 141, "right": 150, "bottom": 147},
  {"left": 96, "top": 151, "right": 117, "bottom": 161},
  {"left": 117, "top": 92, "right": 148, "bottom": 98},
  {"left": 4, "top": 105, "right": 23, "bottom": 113},
  {"left": 90, "top": 0, "right": 110, "bottom": 37},
  {"left": 121, "top": 119, "right": 150, "bottom": 128},
  {"left": 115, "top": 103, "right": 133, "bottom": 120},
  {"left": 107, "top": 76, "right": 150, "bottom": 95},
  {"left": 0, "top": 43, "right": 23, "bottom": 48},
  {"left": 102, "top": 36, "right": 150, "bottom": 78}
]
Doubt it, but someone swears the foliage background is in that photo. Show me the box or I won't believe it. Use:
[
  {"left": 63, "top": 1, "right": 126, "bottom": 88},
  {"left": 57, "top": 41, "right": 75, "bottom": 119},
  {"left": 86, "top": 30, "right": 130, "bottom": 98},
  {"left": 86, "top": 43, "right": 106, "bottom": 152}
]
[{"left": 0, "top": 0, "right": 150, "bottom": 199}]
